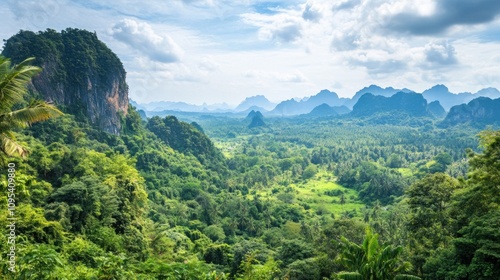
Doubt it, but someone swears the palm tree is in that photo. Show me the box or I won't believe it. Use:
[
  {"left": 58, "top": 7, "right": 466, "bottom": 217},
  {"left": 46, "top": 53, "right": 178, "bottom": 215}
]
[
  {"left": 0, "top": 55, "right": 62, "bottom": 158},
  {"left": 336, "top": 227, "right": 421, "bottom": 280}
]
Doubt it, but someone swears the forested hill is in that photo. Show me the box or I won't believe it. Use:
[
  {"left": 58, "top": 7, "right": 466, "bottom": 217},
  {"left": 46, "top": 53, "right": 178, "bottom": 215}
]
[
  {"left": 440, "top": 97, "right": 500, "bottom": 127},
  {"left": 146, "top": 115, "right": 227, "bottom": 173},
  {"left": 2, "top": 28, "right": 129, "bottom": 134},
  {"left": 351, "top": 91, "right": 433, "bottom": 118}
]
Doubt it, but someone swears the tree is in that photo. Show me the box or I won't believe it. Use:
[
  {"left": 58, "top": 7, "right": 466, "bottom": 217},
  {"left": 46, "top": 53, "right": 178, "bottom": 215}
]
[
  {"left": 302, "top": 164, "right": 318, "bottom": 180},
  {"left": 428, "top": 153, "right": 452, "bottom": 173},
  {"left": 0, "top": 56, "right": 62, "bottom": 158},
  {"left": 203, "top": 225, "right": 226, "bottom": 242},
  {"left": 340, "top": 193, "right": 346, "bottom": 211},
  {"left": 238, "top": 253, "right": 279, "bottom": 280},
  {"left": 336, "top": 228, "right": 420, "bottom": 280},
  {"left": 278, "top": 239, "right": 315, "bottom": 267},
  {"left": 424, "top": 130, "right": 500, "bottom": 279},
  {"left": 387, "top": 154, "right": 403, "bottom": 168},
  {"left": 455, "top": 130, "right": 500, "bottom": 221},
  {"left": 18, "top": 244, "right": 64, "bottom": 279},
  {"left": 405, "top": 173, "right": 457, "bottom": 275}
]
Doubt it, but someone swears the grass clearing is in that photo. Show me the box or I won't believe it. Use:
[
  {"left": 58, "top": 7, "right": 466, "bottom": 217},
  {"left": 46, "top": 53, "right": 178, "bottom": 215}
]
[
  {"left": 295, "top": 171, "right": 365, "bottom": 217},
  {"left": 250, "top": 170, "right": 366, "bottom": 218}
]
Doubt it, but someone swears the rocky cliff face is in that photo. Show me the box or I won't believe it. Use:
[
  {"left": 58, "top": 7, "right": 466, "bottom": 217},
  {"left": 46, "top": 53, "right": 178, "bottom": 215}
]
[{"left": 2, "top": 28, "right": 128, "bottom": 134}]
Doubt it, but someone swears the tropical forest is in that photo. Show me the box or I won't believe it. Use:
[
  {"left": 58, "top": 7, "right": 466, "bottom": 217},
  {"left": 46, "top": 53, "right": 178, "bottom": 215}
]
[{"left": 0, "top": 28, "right": 499, "bottom": 280}]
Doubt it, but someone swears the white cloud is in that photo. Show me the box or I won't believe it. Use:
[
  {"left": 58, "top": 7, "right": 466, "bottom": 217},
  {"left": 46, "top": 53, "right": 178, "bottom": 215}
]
[
  {"left": 241, "top": 8, "right": 304, "bottom": 43},
  {"left": 178, "top": 0, "right": 215, "bottom": 6},
  {"left": 198, "top": 56, "right": 219, "bottom": 72},
  {"left": 110, "top": 19, "right": 184, "bottom": 63},
  {"left": 243, "top": 69, "right": 262, "bottom": 78},
  {"left": 242, "top": 69, "right": 309, "bottom": 83},
  {"left": 302, "top": 2, "right": 322, "bottom": 22},
  {"left": 274, "top": 70, "right": 308, "bottom": 83},
  {"left": 6, "top": 0, "right": 64, "bottom": 28},
  {"left": 423, "top": 41, "right": 458, "bottom": 67},
  {"left": 346, "top": 49, "right": 408, "bottom": 76},
  {"left": 331, "top": 29, "right": 361, "bottom": 51},
  {"left": 2, "top": 0, "right": 499, "bottom": 104}
]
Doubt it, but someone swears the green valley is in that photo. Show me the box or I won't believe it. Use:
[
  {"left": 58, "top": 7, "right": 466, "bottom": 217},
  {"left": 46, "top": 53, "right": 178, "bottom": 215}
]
[{"left": 0, "top": 28, "right": 498, "bottom": 280}]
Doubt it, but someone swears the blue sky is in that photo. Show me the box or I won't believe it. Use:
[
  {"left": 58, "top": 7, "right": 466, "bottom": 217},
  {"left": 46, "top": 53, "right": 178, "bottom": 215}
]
[{"left": 1, "top": 0, "right": 500, "bottom": 105}]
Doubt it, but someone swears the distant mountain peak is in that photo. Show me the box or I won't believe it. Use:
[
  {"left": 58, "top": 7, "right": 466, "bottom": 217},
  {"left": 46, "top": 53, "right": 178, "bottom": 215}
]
[
  {"left": 364, "top": 84, "right": 383, "bottom": 90},
  {"left": 352, "top": 91, "right": 431, "bottom": 118},
  {"left": 317, "top": 89, "right": 334, "bottom": 95},
  {"left": 428, "top": 100, "right": 446, "bottom": 118},
  {"left": 423, "top": 84, "right": 451, "bottom": 96},
  {"left": 236, "top": 95, "right": 275, "bottom": 112},
  {"left": 270, "top": 89, "right": 341, "bottom": 116},
  {"left": 344, "top": 85, "right": 404, "bottom": 109},
  {"left": 246, "top": 110, "right": 264, "bottom": 120},
  {"left": 440, "top": 97, "right": 500, "bottom": 127},
  {"left": 247, "top": 111, "right": 266, "bottom": 128},
  {"left": 430, "top": 84, "right": 449, "bottom": 91},
  {"left": 306, "top": 103, "right": 339, "bottom": 117},
  {"left": 311, "top": 89, "right": 339, "bottom": 99},
  {"left": 422, "top": 85, "right": 500, "bottom": 111}
]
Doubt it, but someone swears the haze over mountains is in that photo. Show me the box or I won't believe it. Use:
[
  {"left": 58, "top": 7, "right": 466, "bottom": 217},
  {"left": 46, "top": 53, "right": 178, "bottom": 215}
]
[
  {"left": 135, "top": 84, "right": 500, "bottom": 118},
  {"left": 422, "top": 85, "right": 500, "bottom": 111}
]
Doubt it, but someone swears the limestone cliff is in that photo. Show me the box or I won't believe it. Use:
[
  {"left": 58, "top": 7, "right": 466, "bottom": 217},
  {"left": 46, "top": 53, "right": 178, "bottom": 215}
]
[{"left": 2, "top": 28, "right": 128, "bottom": 134}]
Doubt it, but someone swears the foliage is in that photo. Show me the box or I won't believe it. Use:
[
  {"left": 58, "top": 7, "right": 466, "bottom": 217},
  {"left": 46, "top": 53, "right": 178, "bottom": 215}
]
[
  {"left": 1, "top": 30, "right": 498, "bottom": 280},
  {"left": 422, "top": 130, "right": 500, "bottom": 279},
  {"left": 405, "top": 173, "right": 457, "bottom": 274},
  {"left": 0, "top": 56, "right": 62, "bottom": 159},
  {"left": 336, "top": 227, "right": 419, "bottom": 280},
  {"left": 17, "top": 244, "right": 64, "bottom": 280},
  {"left": 1, "top": 28, "right": 128, "bottom": 136}
]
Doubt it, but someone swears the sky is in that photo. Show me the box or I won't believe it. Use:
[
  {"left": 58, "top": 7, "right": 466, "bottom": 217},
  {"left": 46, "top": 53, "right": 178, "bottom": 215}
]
[{"left": 1, "top": 0, "right": 500, "bottom": 106}]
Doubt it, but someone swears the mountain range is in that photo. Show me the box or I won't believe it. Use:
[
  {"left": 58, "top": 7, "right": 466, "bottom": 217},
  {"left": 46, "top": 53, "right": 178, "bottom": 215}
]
[
  {"left": 133, "top": 100, "right": 232, "bottom": 112},
  {"left": 343, "top": 85, "right": 413, "bottom": 109},
  {"left": 4, "top": 28, "right": 497, "bottom": 129},
  {"left": 269, "top": 89, "right": 344, "bottom": 116},
  {"left": 422, "top": 85, "right": 500, "bottom": 111},
  {"left": 134, "top": 85, "right": 500, "bottom": 118}
]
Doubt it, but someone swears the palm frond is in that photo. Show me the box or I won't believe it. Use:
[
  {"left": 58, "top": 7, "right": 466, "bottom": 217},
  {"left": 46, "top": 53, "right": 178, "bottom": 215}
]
[
  {"left": 9, "top": 100, "right": 63, "bottom": 126},
  {"left": 337, "top": 272, "right": 364, "bottom": 280},
  {"left": 0, "top": 133, "right": 29, "bottom": 157},
  {"left": 0, "top": 56, "right": 41, "bottom": 111},
  {"left": 394, "top": 274, "right": 422, "bottom": 280}
]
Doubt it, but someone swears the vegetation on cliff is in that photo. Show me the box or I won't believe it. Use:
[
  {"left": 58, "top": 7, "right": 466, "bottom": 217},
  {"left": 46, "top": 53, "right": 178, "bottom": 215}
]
[{"left": 2, "top": 29, "right": 128, "bottom": 134}]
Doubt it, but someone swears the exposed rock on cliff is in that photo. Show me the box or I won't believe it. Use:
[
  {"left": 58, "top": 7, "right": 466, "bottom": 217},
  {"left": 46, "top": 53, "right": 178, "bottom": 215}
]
[{"left": 2, "top": 28, "right": 129, "bottom": 134}]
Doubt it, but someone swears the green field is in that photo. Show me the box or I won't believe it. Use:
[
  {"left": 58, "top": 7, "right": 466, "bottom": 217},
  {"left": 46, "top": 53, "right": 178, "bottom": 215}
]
[{"left": 249, "top": 170, "right": 365, "bottom": 218}]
